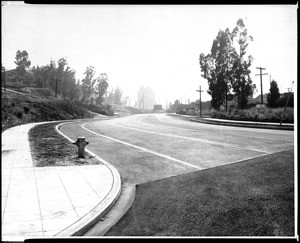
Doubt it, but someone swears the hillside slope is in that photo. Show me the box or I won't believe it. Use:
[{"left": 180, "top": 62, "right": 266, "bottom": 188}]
[{"left": 1, "top": 87, "right": 93, "bottom": 132}]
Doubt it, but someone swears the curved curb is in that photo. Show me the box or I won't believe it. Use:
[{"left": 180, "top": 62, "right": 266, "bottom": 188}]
[
  {"left": 53, "top": 121, "right": 122, "bottom": 236},
  {"left": 83, "top": 184, "right": 136, "bottom": 236},
  {"left": 189, "top": 118, "right": 294, "bottom": 131},
  {"left": 166, "top": 113, "right": 294, "bottom": 131},
  {"left": 3, "top": 117, "right": 122, "bottom": 237}
]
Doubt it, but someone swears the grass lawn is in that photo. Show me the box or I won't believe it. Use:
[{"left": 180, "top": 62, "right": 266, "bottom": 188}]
[
  {"left": 28, "top": 122, "right": 101, "bottom": 167},
  {"left": 106, "top": 149, "right": 294, "bottom": 236}
]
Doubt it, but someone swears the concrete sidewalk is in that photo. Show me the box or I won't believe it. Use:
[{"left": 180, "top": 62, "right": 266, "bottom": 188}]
[{"left": 1, "top": 122, "right": 121, "bottom": 241}]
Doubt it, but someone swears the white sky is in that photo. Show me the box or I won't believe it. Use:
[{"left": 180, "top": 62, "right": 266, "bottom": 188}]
[{"left": 2, "top": 2, "right": 297, "bottom": 106}]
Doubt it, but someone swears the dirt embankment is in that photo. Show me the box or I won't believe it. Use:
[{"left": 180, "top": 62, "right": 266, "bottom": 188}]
[{"left": 1, "top": 87, "right": 94, "bottom": 132}]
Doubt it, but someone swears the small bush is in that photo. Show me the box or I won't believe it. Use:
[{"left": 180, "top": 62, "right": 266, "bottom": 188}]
[
  {"left": 258, "top": 114, "right": 265, "bottom": 121},
  {"left": 233, "top": 114, "right": 240, "bottom": 120},
  {"left": 16, "top": 111, "right": 23, "bottom": 119},
  {"left": 23, "top": 106, "right": 30, "bottom": 114},
  {"left": 208, "top": 106, "right": 294, "bottom": 123}
]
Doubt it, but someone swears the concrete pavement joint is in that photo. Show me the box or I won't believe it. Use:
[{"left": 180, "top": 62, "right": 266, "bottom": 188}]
[
  {"left": 32, "top": 166, "right": 45, "bottom": 236},
  {"left": 54, "top": 166, "right": 80, "bottom": 217}
]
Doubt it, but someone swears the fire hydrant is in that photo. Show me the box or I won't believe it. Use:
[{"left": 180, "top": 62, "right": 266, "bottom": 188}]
[{"left": 73, "top": 136, "right": 89, "bottom": 158}]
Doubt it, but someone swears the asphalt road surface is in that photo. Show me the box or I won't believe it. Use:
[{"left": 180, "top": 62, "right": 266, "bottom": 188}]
[{"left": 59, "top": 114, "right": 294, "bottom": 185}]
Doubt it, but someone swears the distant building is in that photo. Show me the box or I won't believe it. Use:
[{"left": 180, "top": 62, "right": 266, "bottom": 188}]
[
  {"left": 136, "top": 86, "right": 155, "bottom": 110},
  {"left": 2, "top": 69, "right": 24, "bottom": 87},
  {"left": 153, "top": 104, "right": 162, "bottom": 112},
  {"left": 283, "top": 92, "right": 294, "bottom": 98}
]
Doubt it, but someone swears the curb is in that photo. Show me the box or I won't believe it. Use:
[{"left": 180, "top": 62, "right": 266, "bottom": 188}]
[
  {"left": 3, "top": 117, "right": 122, "bottom": 237},
  {"left": 189, "top": 118, "right": 294, "bottom": 131},
  {"left": 166, "top": 113, "right": 294, "bottom": 131},
  {"left": 83, "top": 184, "right": 136, "bottom": 236},
  {"left": 54, "top": 121, "right": 122, "bottom": 236}
]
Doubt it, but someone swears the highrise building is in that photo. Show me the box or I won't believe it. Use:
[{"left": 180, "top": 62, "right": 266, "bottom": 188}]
[{"left": 136, "top": 86, "right": 155, "bottom": 110}]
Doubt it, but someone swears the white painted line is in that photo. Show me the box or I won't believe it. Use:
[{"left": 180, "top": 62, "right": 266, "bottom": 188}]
[
  {"left": 146, "top": 114, "right": 294, "bottom": 142},
  {"left": 137, "top": 114, "right": 148, "bottom": 123},
  {"left": 111, "top": 122, "right": 270, "bottom": 155},
  {"left": 81, "top": 123, "right": 203, "bottom": 171},
  {"left": 138, "top": 119, "right": 194, "bottom": 132},
  {"left": 229, "top": 148, "right": 295, "bottom": 165}
]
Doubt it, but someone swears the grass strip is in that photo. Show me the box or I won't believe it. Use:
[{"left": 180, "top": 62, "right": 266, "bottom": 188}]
[
  {"left": 106, "top": 150, "right": 294, "bottom": 236},
  {"left": 28, "top": 122, "right": 101, "bottom": 167}
]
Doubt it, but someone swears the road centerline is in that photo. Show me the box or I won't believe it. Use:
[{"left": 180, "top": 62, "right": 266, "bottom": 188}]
[
  {"left": 81, "top": 122, "right": 203, "bottom": 171},
  {"left": 140, "top": 114, "right": 294, "bottom": 142},
  {"left": 111, "top": 121, "right": 270, "bottom": 155}
]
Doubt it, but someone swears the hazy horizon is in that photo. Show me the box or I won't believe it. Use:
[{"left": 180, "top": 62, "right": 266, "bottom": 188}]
[{"left": 2, "top": 3, "right": 297, "bottom": 106}]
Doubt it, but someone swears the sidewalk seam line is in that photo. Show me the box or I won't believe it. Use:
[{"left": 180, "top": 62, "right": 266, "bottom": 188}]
[
  {"left": 54, "top": 167, "right": 80, "bottom": 217},
  {"left": 32, "top": 167, "right": 45, "bottom": 236}
]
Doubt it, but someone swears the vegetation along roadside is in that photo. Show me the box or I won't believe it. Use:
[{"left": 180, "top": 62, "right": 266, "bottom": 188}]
[{"left": 28, "top": 122, "right": 101, "bottom": 167}]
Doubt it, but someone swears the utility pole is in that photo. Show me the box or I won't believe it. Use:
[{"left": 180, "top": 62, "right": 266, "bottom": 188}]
[
  {"left": 255, "top": 67, "right": 268, "bottom": 104},
  {"left": 196, "top": 85, "right": 204, "bottom": 118},
  {"left": 280, "top": 81, "right": 294, "bottom": 125}
]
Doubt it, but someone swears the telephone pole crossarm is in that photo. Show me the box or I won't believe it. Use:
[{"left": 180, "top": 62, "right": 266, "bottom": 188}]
[{"left": 255, "top": 67, "right": 268, "bottom": 104}]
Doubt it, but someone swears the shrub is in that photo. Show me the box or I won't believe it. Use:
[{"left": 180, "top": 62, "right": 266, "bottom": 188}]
[
  {"left": 83, "top": 103, "right": 114, "bottom": 116},
  {"left": 208, "top": 106, "right": 293, "bottom": 123},
  {"left": 233, "top": 114, "right": 240, "bottom": 120},
  {"left": 23, "top": 106, "right": 30, "bottom": 114},
  {"left": 16, "top": 111, "right": 23, "bottom": 119},
  {"left": 210, "top": 109, "right": 218, "bottom": 118},
  {"left": 258, "top": 114, "right": 265, "bottom": 121}
]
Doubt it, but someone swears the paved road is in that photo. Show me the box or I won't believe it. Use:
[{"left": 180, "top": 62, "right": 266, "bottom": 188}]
[{"left": 59, "top": 114, "right": 294, "bottom": 185}]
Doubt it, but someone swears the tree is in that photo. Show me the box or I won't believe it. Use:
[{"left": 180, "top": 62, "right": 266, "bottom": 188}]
[
  {"left": 14, "top": 50, "right": 31, "bottom": 81},
  {"left": 230, "top": 19, "right": 255, "bottom": 109},
  {"left": 113, "top": 86, "right": 123, "bottom": 105},
  {"left": 81, "top": 66, "right": 96, "bottom": 103},
  {"left": 106, "top": 89, "right": 115, "bottom": 104},
  {"left": 95, "top": 73, "right": 109, "bottom": 105},
  {"left": 122, "top": 96, "right": 129, "bottom": 106},
  {"left": 40, "top": 60, "right": 56, "bottom": 88},
  {"left": 267, "top": 80, "right": 280, "bottom": 108},
  {"left": 199, "top": 29, "right": 234, "bottom": 110},
  {"left": 31, "top": 66, "right": 44, "bottom": 87},
  {"left": 199, "top": 19, "right": 255, "bottom": 110}
]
